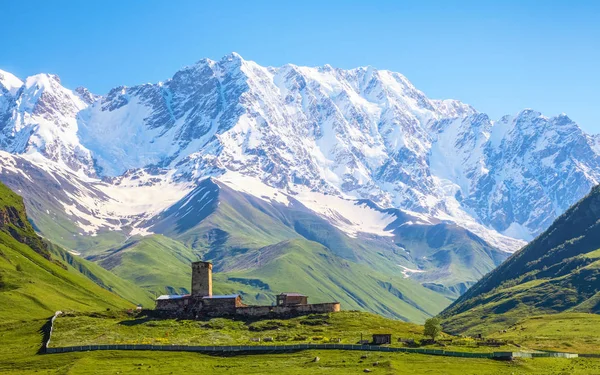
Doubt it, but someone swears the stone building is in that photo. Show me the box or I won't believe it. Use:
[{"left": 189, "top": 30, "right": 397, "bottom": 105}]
[
  {"left": 155, "top": 261, "right": 340, "bottom": 317},
  {"left": 372, "top": 334, "right": 392, "bottom": 345},
  {"left": 277, "top": 292, "right": 308, "bottom": 306},
  {"left": 191, "top": 261, "right": 212, "bottom": 297}
]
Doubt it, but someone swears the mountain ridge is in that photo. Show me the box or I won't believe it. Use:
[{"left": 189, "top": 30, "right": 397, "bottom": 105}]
[
  {"left": 1, "top": 53, "right": 597, "bottom": 244},
  {"left": 439, "top": 184, "right": 600, "bottom": 334},
  {"left": 1, "top": 54, "right": 599, "bottom": 319}
]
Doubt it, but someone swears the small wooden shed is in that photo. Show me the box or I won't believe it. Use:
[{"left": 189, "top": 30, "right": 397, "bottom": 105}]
[{"left": 372, "top": 334, "right": 392, "bottom": 345}]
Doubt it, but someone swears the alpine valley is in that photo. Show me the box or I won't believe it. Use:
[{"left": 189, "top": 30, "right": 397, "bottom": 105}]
[{"left": 1, "top": 53, "right": 599, "bottom": 321}]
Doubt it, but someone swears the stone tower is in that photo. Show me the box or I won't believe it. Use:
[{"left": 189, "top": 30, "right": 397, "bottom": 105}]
[{"left": 191, "top": 261, "right": 212, "bottom": 297}]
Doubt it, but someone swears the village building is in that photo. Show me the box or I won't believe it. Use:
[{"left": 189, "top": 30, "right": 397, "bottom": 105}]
[
  {"left": 372, "top": 333, "right": 392, "bottom": 345},
  {"left": 155, "top": 261, "right": 340, "bottom": 317},
  {"left": 277, "top": 292, "right": 308, "bottom": 306}
]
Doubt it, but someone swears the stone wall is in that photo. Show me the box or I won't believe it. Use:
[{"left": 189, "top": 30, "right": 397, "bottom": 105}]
[
  {"left": 236, "top": 302, "right": 340, "bottom": 317},
  {"left": 201, "top": 297, "right": 241, "bottom": 316},
  {"left": 155, "top": 298, "right": 188, "bottom": 311}
]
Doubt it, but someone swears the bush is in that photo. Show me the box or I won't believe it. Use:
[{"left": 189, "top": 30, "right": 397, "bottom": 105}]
[
  {"left": 205, "top": 318, "right": 226, "bottom": 330},
  {"left": 249, "top": 320, "right": 284, "bottom": 331},
  {"left": 300, "top": 317, "right": 328, "bottom": 326}
]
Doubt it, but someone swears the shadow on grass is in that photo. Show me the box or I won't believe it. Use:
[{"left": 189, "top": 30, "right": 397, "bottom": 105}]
[
  {"left": 37, "top": 316, "right": 53, "bottom": 354},
  {"left": 192, "top": 350, "right": 306, "bottom": 357},
  {"left": 118, "top": 317, "right": 152, "bottom": 326}
]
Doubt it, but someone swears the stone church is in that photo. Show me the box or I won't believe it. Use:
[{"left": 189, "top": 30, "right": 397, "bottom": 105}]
[{"left": 155, "top": 261, "right": 340, "bottom": 317}]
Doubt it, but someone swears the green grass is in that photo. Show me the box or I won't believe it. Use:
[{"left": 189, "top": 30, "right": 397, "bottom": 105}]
[
  {"left": 48, "top": 242, "right": 155, "bottom": 306},
  {"left": 0, "top": 230, "right": 134, "bottom": 323},
  {"left": 92, "top": 234, "right": 200, "bottom": 296},
  {"left": 94, "top": 236, "right": 450, "bottom": 322},
  {"left": 4, "top": 315, "right": 600, "bottom": 374},
  {"left": 216, "top": 238, "right": 450, "bottom": 322},
  {"left": 442, "top": 257, "right": 600, "bottom": 336},
  {"left": 0, "top": 180, "right": 141, "bottom": 325},
  {"left": 51, "top": 311, "right": 429, "bottom": 347},
  {"left": 50, "top": 310, "right": 524, "bottom": 353},
  {"left": 489, "top": 313, "right": 600, "bottom": 354}
]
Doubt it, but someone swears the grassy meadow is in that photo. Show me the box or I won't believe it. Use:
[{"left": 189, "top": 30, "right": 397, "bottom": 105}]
[
  {"left": 4, "top": 316, "right": 600, "bottom": 375},
  {"left": 489, "top": 313, "right": 600, "bottom": 354}
]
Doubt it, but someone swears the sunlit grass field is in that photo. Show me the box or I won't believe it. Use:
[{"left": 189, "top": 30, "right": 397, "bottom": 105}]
[
  {"left": 4, "top": 317, "right": 600, "bottom": 375},
  {"left": 490, "top": 313, "right": 600, "bottom": 354}
]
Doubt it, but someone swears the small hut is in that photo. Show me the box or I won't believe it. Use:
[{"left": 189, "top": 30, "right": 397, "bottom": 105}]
[{"left": 372, "top": 334, "right": 392, "bottom": 345}]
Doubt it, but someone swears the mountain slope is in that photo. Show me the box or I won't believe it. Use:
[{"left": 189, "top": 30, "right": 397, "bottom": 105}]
[
  {"left": 147, "top": 176, "right": 507, "bottom": 299},
  {"left": 0, "top": 152, "right": 507, "bottom": 316},
  {"left": 219, "top": 238, "right": 449, "bottom": 322},
  {"left": 439, "top": 185, "right": 600, "bottom": 334},
  {"left": 0, "top": 182, "right": 134, "bottom": 322},
  {"left": 1, "top": 54, "right": 599, "bottom": 323},
  {"left": 47, "top": 241, "right": 155, "bottom": 307},
  {"left": 90, "top": 234, "right": 199, "bottom": 296},
  {"left": 94, "top": 232, "right": 450, "bottom": 322}
]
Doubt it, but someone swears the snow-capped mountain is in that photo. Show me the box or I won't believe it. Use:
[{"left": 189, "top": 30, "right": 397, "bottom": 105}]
[
  {"left": 0, "top": 70, "right": 96, "bottom": 176},
  {"left": 0, "top": 53, "right": 598, "bottom": 248}
]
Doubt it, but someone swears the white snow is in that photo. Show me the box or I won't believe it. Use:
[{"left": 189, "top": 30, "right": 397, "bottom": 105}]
[
  {"left": 0, "top": 69, "right": 23, "bottom": 95},
  {"left": 218, "top": 171, "right": 396, "bottom": 238},
  {"left": 0, "top": 55, "right": 592, "bottom": 253},
  {"left": 398, "top": 265, "right": 425, "bottom": 278}
]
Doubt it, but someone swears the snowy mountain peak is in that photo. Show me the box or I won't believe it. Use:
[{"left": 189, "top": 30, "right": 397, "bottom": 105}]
[
  {"left": 74, "top": 86, "right": 98, "bottom": 104},
  {"left": 0, "top": 55, "right": 597, "bottom": 247},
  {"left": 0, "top": 69, "right": 23, "bottom": 96},
  {"left": 24, "top": 73, "right": 61, "bottom": 89},
  {"left": 223, "top": 51, "right": 244, "bottom": 61}
]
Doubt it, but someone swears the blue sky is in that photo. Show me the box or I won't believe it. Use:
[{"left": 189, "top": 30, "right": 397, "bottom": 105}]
[{"left": 2, "top": 0, "right": 599, "bottom": 132}]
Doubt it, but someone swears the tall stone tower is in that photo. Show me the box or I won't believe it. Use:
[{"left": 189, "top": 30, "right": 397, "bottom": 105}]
[{"left": 191, "top": 261, "right": 212, "bottom": 297}]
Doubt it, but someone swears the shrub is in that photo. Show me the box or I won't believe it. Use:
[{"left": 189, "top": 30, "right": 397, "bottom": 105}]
[{"left": 249, "top": 320, "right": 284, "bottom": 332}]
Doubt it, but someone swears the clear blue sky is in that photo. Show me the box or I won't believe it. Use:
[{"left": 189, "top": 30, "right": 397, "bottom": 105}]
[{"left": 2, "top": 0, "right": 599, "bottom": 132}]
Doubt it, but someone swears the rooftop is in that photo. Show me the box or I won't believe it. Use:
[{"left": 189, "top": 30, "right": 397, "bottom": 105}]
[
  {"left": 279, "top": 292, "right": 307, "bottom": 297},
  {"left": 156, "top": 294, "right": 190, "bottom": 301},
  {"left": 202, "top": 294, "right": 240, "bottom": 299}
]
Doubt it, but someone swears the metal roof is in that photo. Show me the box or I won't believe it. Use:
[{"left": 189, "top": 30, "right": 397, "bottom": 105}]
[
  {"left": 279, "top": 292, "right": 307, "bottom": 297},
  {"left": 202, "top": 294, "right": 240, "bottom": 299},
  {"left": 156, "top": 294, "right": 190, "bottom": 300}
]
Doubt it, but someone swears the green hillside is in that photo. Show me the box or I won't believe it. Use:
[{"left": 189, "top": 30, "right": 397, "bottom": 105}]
[
  {"left": 94, "top": 234, "right": 449, "bottom": 322},
  {"left": 0, "top": 182, "right": 134, "bottom": 322},
  {"left": 218, "top": 238, "right": 449, "bottom": 322},
  {"left": 90, "top": 234, "right": 200, "bottom": 296},
  {"left": 119, "top": 179, "right": 513, "bottom": 321},
  {"left": 488, "top": 313, "right": 600, "bottom": 354},
  {"left": 440, "top": 185, "right": 600, "bottom": 335},
  {"left": 48, "top": 242, "right": 154, "bottom": 307},
  {"left": 391, "top": 222, "right": 508, "bottom": 298}
]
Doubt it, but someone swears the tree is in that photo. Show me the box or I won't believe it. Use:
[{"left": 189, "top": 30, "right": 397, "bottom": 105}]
[{"left": 424, "top": 318, "right": 442, "bottom": 341}]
